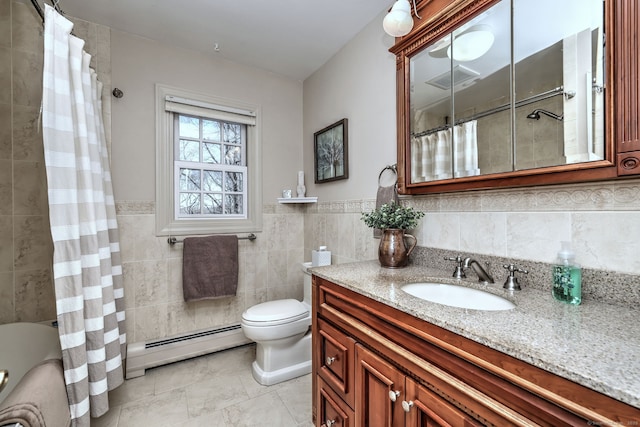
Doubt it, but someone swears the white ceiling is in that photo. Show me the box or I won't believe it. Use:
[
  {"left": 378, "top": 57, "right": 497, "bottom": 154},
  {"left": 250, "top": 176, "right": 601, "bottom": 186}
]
[{"left": 55, "top": 0, "right": 392, "bottom": 81}]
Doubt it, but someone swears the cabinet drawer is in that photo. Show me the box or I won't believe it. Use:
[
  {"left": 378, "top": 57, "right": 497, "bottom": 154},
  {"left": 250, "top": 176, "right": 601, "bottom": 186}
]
[
  {"left": 317, "top": 377, "right": 355, "bottom": 427},
  {"left": 406, "top": 378, "right": 484, "bottom": 427},
  {"left": 317, "top": 318, "right": 356, "bottom": 408}
]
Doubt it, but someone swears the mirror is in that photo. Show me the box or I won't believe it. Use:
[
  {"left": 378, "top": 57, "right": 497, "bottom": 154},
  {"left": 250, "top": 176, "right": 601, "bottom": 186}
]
[
  {"left": 408, "top": 0, "right": 604, "bottom": 184},
  {"left": 388, "top": 0, "right": 635, "bottom": 194}
]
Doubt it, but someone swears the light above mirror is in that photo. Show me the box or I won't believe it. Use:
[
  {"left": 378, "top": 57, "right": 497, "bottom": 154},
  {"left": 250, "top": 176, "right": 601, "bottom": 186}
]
[
  {"left": 448, "top": 25, "right": 495, "bottom": 61},
  {"left": 383, "top": 0, "right": 421, "bottom": 37}
]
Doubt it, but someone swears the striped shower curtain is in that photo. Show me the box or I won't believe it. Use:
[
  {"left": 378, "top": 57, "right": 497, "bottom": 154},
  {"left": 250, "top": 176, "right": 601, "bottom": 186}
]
[
  {"left": 412, "top": 121, "right": 480, "bottom": 181},
  {"left": 42, "top": 5, "right": 126, "bottom": 426}
]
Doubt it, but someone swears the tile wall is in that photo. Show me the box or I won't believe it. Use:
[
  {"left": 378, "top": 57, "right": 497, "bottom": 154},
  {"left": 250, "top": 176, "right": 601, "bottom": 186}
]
[
  {"left": 117, "top": 201, "right": 306, "bottom": 343},
  {"left": 304, "top": 178, "right": 640, "bottom": 297},
  {"left": 0, "top": 0, "right": 111, "bottom": 325}
]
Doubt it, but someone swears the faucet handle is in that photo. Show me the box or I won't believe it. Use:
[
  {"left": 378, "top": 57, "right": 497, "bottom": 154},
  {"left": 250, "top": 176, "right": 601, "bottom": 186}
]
[
  {"left": 502, "top": 264, "right": 528, "bottom": 291},
  {"left": 445, "top": 256, "right": 466, "bottom": 279}
]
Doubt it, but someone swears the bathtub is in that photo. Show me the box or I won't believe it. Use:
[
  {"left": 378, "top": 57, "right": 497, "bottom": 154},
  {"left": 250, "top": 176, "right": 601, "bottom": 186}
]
[{"left": 0, "top": 322, "right": 62, "bottom": 403}]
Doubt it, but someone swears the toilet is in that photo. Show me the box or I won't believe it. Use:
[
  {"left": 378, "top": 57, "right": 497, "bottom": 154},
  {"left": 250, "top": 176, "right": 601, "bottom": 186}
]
[{"left": 241, "top": 262, "right": 313, "bottom": 385}]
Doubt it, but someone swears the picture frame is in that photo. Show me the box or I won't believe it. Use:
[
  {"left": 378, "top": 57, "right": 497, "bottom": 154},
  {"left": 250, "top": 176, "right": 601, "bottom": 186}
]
[{"left": 314, "top": 118, "right": 349, "bottom": 183}]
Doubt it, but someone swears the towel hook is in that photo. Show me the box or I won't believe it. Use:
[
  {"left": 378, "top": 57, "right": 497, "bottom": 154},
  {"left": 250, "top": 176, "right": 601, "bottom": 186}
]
[{"left": 378, "top": 164, "right": 398, "bottom": 186}]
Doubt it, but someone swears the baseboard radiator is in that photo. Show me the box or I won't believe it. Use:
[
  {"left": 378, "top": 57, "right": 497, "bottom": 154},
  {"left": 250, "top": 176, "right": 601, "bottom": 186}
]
[{"left": 125, "top": 324, "right": 252, "bottom": 379}]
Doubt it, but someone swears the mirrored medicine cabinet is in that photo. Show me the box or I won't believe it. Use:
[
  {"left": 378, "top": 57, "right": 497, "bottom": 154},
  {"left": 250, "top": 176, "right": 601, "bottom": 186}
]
[{"left": 389, "top": 0, "right": 640, "bottom": 194}]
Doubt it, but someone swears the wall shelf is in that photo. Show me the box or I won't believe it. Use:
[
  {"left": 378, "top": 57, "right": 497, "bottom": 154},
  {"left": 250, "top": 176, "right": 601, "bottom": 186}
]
[{"left": 277, "top": 197, "right": 318, "bottom": 204}]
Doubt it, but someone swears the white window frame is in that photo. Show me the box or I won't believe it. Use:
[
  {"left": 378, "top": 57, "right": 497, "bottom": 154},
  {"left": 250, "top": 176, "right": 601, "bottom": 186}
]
[{"left": 155, "top": 84, "right": 262, "bottom": 236}]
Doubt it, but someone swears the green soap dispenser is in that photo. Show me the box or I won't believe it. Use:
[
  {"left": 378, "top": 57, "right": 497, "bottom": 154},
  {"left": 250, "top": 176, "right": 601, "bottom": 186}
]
[{"left": 552, "top": 241, "right": 582, "bottom": 305}]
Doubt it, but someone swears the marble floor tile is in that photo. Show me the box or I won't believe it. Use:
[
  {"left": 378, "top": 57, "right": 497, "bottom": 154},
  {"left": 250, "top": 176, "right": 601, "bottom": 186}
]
[
  {"left": 118, "top": 388, "right": 189, "bottom": 427},
  {"left": 277, "top": 373, "right": 313, "bottom": 425},
  {"left": 185, "top": 372, "right": 249, "bottom": 417},
  {"left": 149, "top": 353, "right": 213, "bottom": 395},
  {"left": 107, "top": 373, "right": 156, "bottom": 407},
  {"left": 222, "top": 390, "right": 298, "bottom": 426},
  {"left": 90, "top": 345, "right": 313, "bottom": 427}
]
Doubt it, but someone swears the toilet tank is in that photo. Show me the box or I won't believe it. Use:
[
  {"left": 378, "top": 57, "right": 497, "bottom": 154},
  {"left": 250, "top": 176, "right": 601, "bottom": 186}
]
[{"left": 301, "top": 262, "right": 313, "bottom": 305}]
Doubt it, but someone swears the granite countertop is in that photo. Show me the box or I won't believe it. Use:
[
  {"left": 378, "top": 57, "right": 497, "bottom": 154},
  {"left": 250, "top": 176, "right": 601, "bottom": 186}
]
[{"left": 311, "top": 260, "right": 640, "bottom": 409}]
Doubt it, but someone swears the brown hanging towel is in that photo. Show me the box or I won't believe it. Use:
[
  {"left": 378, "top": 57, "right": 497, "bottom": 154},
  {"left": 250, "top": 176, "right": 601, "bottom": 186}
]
[
  {"left": 374, "top": 165, "right": 399, "bottom": 238},
  {"left": 182, "top": 235, "right": 239, "bottom": 302}
]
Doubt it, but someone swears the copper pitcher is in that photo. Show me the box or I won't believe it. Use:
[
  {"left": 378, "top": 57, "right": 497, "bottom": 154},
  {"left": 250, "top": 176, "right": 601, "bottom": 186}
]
[{"left": 378, "top": 228, "right": 417, "bottom": 268}]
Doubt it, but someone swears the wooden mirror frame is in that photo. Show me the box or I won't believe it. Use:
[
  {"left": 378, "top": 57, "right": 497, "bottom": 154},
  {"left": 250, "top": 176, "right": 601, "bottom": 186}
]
[{"left": 390, "top": 0, "right": 640, "bottom": 195}]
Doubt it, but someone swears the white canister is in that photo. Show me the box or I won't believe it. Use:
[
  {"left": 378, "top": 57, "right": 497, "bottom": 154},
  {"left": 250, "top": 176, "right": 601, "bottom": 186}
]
[{"left": 312, "top": 246, "right": 331, "bottom": 267}]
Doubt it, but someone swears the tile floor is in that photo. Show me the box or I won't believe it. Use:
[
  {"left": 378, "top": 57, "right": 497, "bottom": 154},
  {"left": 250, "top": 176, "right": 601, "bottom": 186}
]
[{"left": 91, "top": 344, "right": 313, "bottom": 427}]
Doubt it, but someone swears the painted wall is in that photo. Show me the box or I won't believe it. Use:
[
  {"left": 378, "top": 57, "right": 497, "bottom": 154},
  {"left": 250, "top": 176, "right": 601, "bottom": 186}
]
[
  {"left": 303, "top": 11, "right": 640, "bottom": 278},
  {"left": 110, "top": 31, "right": 304, "bottom": 202},
  {"left": 303, "top": 11, "right": 398, "bottom": 202}
]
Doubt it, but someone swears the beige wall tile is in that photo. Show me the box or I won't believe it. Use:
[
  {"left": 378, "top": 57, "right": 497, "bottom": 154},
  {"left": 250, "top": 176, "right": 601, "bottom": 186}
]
[
  {"left": 194, "top": 295, "right": 243, "bottom": 331},
  {"left": 14, "top": 268, "right": 55, "bottom": 322},
  {"left": 120, "top": 262, "right": 137, "bottom": 310},
  {"left": 0, "top": 103, "right": 11, "bottom": 159},
  {"left": 0, "top": 271, "right": 14, "bottom": 324},
  {"left": 13, "top": 160, "right": 47, "bottom": 215},
  {"left": 0, "top": 215, "right": 13, "bottom": 271},
  {"left": 573, "top": 212, "right": 640, "bottom": 273},
  {"left": 11, "top": 1, "right": 42, "bottom": 54},
  {"left": 14, "top": 215, "right": 52, "bottom": 270},
  {"left": 0, "top": 1, "right": 10, "bottom": 49},
  {"left": 96, "top": 24, "right": 111, "bottom": 81},
  {"left": 0, "top": 160, "right": 12, "bottom": 215},
  {"left": 12, "top": 105, "right": 43, "bottom": 161},
  {"left": 267, "top": 249, "right": 288, "bottom": 287},
  {"left": 507, "top": 213, "right": 572, "bottom": 262},
  {"left": 285, "top": 250, "right": 303, "bottom": 291},
  {"left": 133, "top": 259, "right": 168, "bottom": 308},
  {"left": 423, "top": 212, "right": 460, "bottom": 250},
  {"left": 460, "top": 212, "right": 507, "bottom": 256},
  {"left": 166, "top": 300, "right": 196, "bottom": 337},
  {"left": 134, "top": 304, "right": 168, "bottom": 342},
  {"left": 166, "top": 256, "right": 184, "bottom": 303},
  {"left": 0, "top": 48, "right": 9, "bottom": 106},
  {"left": 11, "top": 49, "right": 41, "bottom": 107}
]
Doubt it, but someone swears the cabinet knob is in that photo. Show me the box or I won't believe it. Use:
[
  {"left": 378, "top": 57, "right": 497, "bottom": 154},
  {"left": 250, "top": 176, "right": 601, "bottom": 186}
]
[
  {"left": 402, "top": 400, "right": 414, "bottom": 412},
  {"left": 388, "top": 390, "right": 401, "bottom": 402},
  {"left": 325, "top": 356, "right": 336, "bottom": 365},
  {"left": 322, "top": 420, "right": 336, "bottom": 427}
]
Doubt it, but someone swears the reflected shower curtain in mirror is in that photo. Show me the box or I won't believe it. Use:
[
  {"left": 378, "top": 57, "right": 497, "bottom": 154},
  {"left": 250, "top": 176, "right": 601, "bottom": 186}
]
[
  {"left": 42, "top": 5, "right": 125, "bottom": 426},
  {"left": 453, "top": 120, "right": 480, "bottom": 178},
  {"left": 412, "top": 121, "right": 480, "bottom": 182},
  {"left": 414, "top": 129, "right": 453, "bottom": 181}
]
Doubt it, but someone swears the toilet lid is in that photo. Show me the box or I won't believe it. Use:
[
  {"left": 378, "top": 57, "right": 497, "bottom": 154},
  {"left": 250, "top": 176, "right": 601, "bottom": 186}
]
[{"left": 242, "top": 299, "right": 309, "bottom": 324}]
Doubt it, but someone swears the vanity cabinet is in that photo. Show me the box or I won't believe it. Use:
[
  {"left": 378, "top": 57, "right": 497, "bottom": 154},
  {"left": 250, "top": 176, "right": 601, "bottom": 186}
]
[
  {"left": 356, "top": 344, "right": 482, "bottom": 427},
  {"left": 312, "top": 275, "right": 640, "bottom": 427}
]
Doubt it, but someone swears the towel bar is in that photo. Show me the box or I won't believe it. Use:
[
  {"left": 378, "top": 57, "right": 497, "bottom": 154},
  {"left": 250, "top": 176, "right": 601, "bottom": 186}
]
[{"left": 167, "top": 233, "right": 257, "bottom": 245}]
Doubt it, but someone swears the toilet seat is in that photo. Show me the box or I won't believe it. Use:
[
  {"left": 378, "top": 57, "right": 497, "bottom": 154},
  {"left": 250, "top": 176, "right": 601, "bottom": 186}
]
[{"left": 242, "top": 299, "right": 309, "bottom": 327}]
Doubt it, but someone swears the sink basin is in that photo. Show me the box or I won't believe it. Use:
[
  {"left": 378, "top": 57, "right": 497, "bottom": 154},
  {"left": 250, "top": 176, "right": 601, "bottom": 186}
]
[{"left": 401, "top": 283, "right": 515, "bottom": 311}]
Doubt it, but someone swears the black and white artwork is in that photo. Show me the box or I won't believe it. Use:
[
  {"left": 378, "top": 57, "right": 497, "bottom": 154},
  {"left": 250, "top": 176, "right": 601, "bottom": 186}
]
[{"left": 314, "top": 118, "right": 348, "bottom": 183}]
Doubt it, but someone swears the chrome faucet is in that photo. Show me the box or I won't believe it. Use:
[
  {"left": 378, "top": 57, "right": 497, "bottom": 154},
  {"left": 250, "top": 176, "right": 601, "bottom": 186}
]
[{"left": 463, "top": 258, "right": 495, "bottom": 283}]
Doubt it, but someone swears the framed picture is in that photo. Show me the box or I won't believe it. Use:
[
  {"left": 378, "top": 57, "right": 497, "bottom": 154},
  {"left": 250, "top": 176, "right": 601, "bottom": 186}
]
[{"left": 314, "top": 118, "right": 349, "bottom": 183}]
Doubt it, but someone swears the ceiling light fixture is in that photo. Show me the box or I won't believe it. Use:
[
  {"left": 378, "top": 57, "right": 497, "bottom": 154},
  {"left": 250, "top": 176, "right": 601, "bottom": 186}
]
[
  {"left": 447, "top": 25, "right": 494, "bottom": 62},
  {"left": 383, "top": 0, "right": 421, "bottom": 38}
]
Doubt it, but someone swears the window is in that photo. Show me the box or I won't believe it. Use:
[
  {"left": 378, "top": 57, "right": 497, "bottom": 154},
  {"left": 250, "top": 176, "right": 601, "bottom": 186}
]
[
  {"left": 175, "top": 115, "right": 247, "bottom": 218},
  {"left": 156, "top": 84, "right": 262, "bottom": 236}
]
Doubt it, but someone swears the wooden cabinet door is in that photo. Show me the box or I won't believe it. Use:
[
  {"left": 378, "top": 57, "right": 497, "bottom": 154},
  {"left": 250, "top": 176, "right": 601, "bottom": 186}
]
[
  {"left": 404, "top": 378, "right": 484, "bottom": 427},
  {"left": 318, "top": 319, "right": 356, "bottom": 408},
  {"left": 318, "top": 377, "right": 355, "bottom": 427},
  {"left": 355, "top": 344, "right": 406, "bottom": 427}
]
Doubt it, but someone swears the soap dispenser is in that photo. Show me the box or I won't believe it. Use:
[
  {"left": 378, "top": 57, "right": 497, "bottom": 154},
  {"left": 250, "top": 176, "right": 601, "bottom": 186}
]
[{"left": 552, "top": 241, "right": 582, "bottom": 305}]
